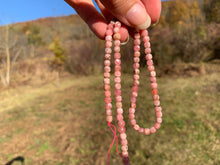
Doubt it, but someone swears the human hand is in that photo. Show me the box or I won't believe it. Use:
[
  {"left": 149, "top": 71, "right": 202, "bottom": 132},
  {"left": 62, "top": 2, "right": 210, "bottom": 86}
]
[{"left": 65, "top": 0, "right": 161, "bottom": 41}]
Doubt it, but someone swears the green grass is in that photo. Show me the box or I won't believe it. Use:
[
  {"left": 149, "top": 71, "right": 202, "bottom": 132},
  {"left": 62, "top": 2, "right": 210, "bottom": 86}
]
[{"left": 0, "top": 73, "right": 219, "bottom": 164}]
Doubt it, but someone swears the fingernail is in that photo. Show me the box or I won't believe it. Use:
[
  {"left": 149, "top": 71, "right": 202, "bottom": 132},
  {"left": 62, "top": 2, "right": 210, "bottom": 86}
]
[{"left": 126, "top": 3, "right": 151, "bottom": 30}]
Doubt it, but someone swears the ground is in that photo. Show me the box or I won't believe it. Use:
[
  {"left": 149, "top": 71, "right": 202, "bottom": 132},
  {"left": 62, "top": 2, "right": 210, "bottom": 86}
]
[{"left": 0, "top": 71, "right": 219, "bottom": 165}]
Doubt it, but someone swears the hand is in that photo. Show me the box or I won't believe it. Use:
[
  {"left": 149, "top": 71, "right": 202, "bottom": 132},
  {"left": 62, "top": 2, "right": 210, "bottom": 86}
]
[{"left": 65, "top": 0, "right": 161, "bottom": 41}]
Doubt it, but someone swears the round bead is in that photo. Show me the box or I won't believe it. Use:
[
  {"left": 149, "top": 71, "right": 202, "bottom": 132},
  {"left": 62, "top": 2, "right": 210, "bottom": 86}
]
[
  {"left": 105, "top": 103, "right": 112, "bottom": 109},
  {"left": 104, "top": 78, "right": 110, "bottom": 84},
  {"left": 151, "top": 82, "right": 158, "bottom": 89},
  {"left": 116, "top": 95, "right": 122, "bottom": 102},
  {"left": 114, "top": 52, "right": 121, "bottom": 59},
  {"left": 121, "top": 139, "right": 128, "bottom": 145},
  {"left": 153, "top": 95, "right": 160, "bottom": 100},
  {"left": 120, "top": 133, "right": 127, "bottom": 140},
  {"left": 134, "top": 69, "right": 140, "bottom": 74},
  {"left": 118, "top": 120, "right": 125, "bottom": 127},
  {"left": 122, "top": 151, "right": 129, "bottom": 157},
  {"left": 117, "top": 108, "right": 123, "bottom": 114},
  {"left": 156, "top": 111, "right": 163, "bottom": 118},
  {"left": 114, "top": 40, "right": 120, "bottom": 46},
  {"left": 117, "top": 114, "right": 123, "bottom": 121},
  {"left": 121, "top": 145, "right": 128, "bottom": 151},
  {"left": 106, "top": 116, "right": 113, "bottom": 123},
  {"left": 144, "top": 128, "right": 150, "bottom": 135},
  {"left": 134, "top": 45, "right": 140, "bottom": 51},
  {"left": 115, "top": 65, "right": 121, "bottom": 71},
  {"left": 145, "top": 48, "right": 151, "bottom": 54},
  {"left": 133, "top": 80, "right": 140, "bottom": 86},
  {"left": 150, "top": 76, "right": 156, "bottom": 82},
  {"left": 104, "top": 60, "right": 111, "bottom": 66},
  {"left": 104, "top": 66, "right": 111, "bottom": 72},
  {"left": 138, "top": 127, "right": 144, "bottom": 134},
  {"left": 155, "top": 106, "right": 162, "bottom": 112},
  {"left": 106, "top": 41, "right": 112, "bottom": 48},
  {"left": 134, "top": 39, "right": 141, "bottom": 45},
  {"left": 129, "top": 113, "right": 135, "bottom": 119},
  {"left": 105, "top": 54, "right": 111, "bottom": 60},
  {"left": 140, "top": 30, "right": 148, "bottom": 37},
  {"left": 129, "top": 108, "right": 135, "bottom": 114},
  {"left": 147, "top": 60, "right": 154, "bottom": 66},
  {"left": 116, "top": 102, "right": 122, "bottom": 108},
  {"left": 105, "top": 48, "right": 112, "bottom": 54},
  {"left": 115, "top": 59, "right": 121, "bottom": 65},
  {"left": 148, "top": 65, "right": 155, "bottom": 72},
  {"left": 115, "top": 83, "right": 121, "bottom": 90},
  {"left": 133, "top": 124, "right": 140, "bottom": 131},
  {"left": 113, "top": 27, "right": 120, "bottom": 33},
  {"left": 134, "top": 33, "right": 140, "bottom": 39},
  {"left": 154, "top": 123, "right": 161, "bottom": 129},
  {"left": 143, "top": 36, "right": 150, "bottom": 43},
  {"left": 105, "top": 91, "right": 111, "bottom": 97},
  {"left": 134, "top": 51, "right": 140, "bottom": 57},
  {"left": 150, "top": 71, "right": 156, "bottom": 77},
  {"left": 157, "top": 118, "right": 162, "bottom": 124},
  {"left": 131, "top": 92, "right": 138, "bottom": 97},
  {"left": 114, "top": 77, "right": 121, "bottom": 83},
  {"left": 105, "top": 35, "right": 112, "bottom": 41},
  {"left": 119, "top": 127, "right": 126, "bottom": 133},
  {"left": 115, "top": 21, "right": 121, "bottom": 28},
  {"left": 152, "top": 89, "right": 158, "bottom": 95},
  {"left": 114, "top": 89, "right": 122, "bottom": 96},
  {"left": 104, "top": 84, "right": 110, "bottom": 90},
  {"left": 130, "top": 119, "right": 136, "bottom": 125},
  {"left": 114, "top": 46, "right": 120, "bottom": 53},
  {"left": 113, "top": 33, "right": 121, "bottom": 40},
  {"left": 106, "top": 30, "right": 113, "bottom": 36},
  {"left": 134, "top": 57, "right": 140, "bottom": 63},
  {"left": 154, "top": 100, "right": 160, "bottom": 106},
  {"left": 115, "top": 71, "right": 121, "bottom": 77},
  {"left": 146, "top": 54, "right": 153, "bottom": 60},
  {"left": 131, "top": 97, "right": 136, "bottom": 103},
  {"left": 133, "top": 74, "right": 139, "bottom": 80},
  {"left": 130, "top": 103, "right": 136, "bottom": 108},
  {"left": 150, "top": 127, "right": 156, "bottom": 133},
  {"left": 104, "top": 72, "right": 110, "bottom": 78},
  {"left": 106, "top": 110, "right": 112, "bottom": 116}
]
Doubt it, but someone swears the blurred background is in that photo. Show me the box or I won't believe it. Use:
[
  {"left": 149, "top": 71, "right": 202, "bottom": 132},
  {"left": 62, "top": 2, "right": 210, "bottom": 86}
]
[{"left": 0, "top": 0, "right": 219, "bottom": 165}]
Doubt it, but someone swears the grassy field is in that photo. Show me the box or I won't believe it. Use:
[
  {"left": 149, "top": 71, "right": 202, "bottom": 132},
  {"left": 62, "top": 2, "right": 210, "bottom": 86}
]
[{"left": 0, "top": 72, "right": 219, "bottom": 165}]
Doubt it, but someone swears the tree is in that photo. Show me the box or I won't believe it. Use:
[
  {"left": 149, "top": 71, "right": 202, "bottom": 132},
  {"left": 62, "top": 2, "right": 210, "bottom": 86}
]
[{"left": 0, "top": 25, "right": 22, "bottom": 86}]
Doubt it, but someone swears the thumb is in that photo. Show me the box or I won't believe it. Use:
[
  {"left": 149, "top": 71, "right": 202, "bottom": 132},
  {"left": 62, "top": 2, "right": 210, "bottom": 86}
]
[{"left": 100, "top": 0, "right": 151, "bottom": 30}]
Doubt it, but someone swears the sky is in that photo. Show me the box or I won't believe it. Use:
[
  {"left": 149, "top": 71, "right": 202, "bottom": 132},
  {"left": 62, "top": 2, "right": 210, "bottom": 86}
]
[{"left": 0, "top": 0, "right": 78, "bottom": 25}]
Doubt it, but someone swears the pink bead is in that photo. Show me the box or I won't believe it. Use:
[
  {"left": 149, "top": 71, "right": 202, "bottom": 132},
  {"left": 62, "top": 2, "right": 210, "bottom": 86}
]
[
  {"left": 114, "top": 77, "right": 121, "bottom": 83},
  {"left": 134, "top": 124, "right": 140, "bottom": 131},
  {"left": 118, "top": 120, "right": 125, "bottom": 127},
  {"left": 133, "top": 63, "right": 140, "bottom": 69},
  {"left": 133, "top": 74, "right": 139, "bottom": 80},
  {"left": 105, "top": 91, "right": 111, "bottom": 97},
  {"left": 134, "top": 57, "right": 140, "bottom": 63},
  {"left": 150, "top": 127, "right": 156, "bottom": 133},
  {"left": 104, "top": 84, "right": 110, "bottom": 90},
  {"left": 138, "top": 127, "right": 144, "bottom": 134},
  {"left": 115, "top": 65, "right": 121, "bottom": 71},
  {"left": 103, "top": 78, "right": 110, "bottom": 84},
  {"left": 107, "top": 23, "right": 114, "bottom": 30},
  {"left": 105, "top": 35, "right": 112, "bottom": 41},
  {"left": 150, "top": 71, "right": 156, "bottom": 77},
  {"left": 130, "top": 119, "right": 136, "bottom": 125},
  {"left": 106, "top": 116, "right": 113, "bottom": 122},
  {"left": 117, "top": 114, "right": 123, "bottom": 121},
  {"left": 134, "top": 69, "right": 140, "bottom": 74},
  {"left": 131, "top": 103, "right": 136, "bottom": 108},
  {"left": 133, "top": 80, "right": 140, "bottom": 86},
  {"left": 146, "top": 54, "right": 153, "bottom": 60},
  {"left": 145, "top": 48, "right": 151, "bottom": 54},
  {"left": 153, "top": 95, "right": 160, "bottom": 100},
  {"left": 119, "top": 127, "right": 126, "bottom": 133},
  {"left": 140, "top": 30, "right": 148, "bottom": 37},
  {"left": 129, "top": 108, "right": 135, "bottom": 114},
  {"left": 134, "top": 39, "right": 141, "bottom": 45},
  {"left": 104, "top": 60, "right": 111, "bottom": 66},
  {"left": 105, "top": 103, "right": 112, "bottom": 109},
  {"left": 106, "top": 110, "right": 112, "bottom": 115},
  {"left": 114, "top": 40, "right": 120, "bottom": 46},
  {"left": 134, "top": 45, "right": 140, "bottom": 51},
  {"left": 144, "top": 128, "right": 150, "bottom": 135},
  {"left": 156, "top": 111, "right": 163, "bottom": 118},
  {"left": 114, "top": 46, "right": 120, "bottom": 53},
  {"left": 121, "top": 145, "right": 128, "bottom": 151},
  {"left": 115, "top": 83, "right": 121, "bottom": 90},
  {"left": 115, "top": 71, "right": 121, "bottom": 77},
  {"left": 113, "top": 33, "right": 121, "bottom": 40},
  {"left": 132, "top": 92, "right": 138, "bottom": 97},
  {"left": 106, "top": 30, "right": 113, "bottom": 36},
  {"left": 120, "top": 133, "right": 127, "bottom": 140},
  {"left": 116, "top": 96, "right": 122, "bottom": 102},
  {"left": 147, "top": 60, "right": 153, "bottom": 66},
  {"left": 105, "top": 48, "right": 112, "bottom": 54},
  {"left": 131, "top": 97, "right": 136, "bottom": 103},
  {"left": 129, "top": 113, "right": 135, "bottom": 119},
  {"left": 116, "top": 102, "right": 122, "bottom": 108},
  {"left": 105, "top": 54, "right": 111, "bottom": 60},
  {"left": 157, "top": 118, "right": 162, "bottom": 124},
  {"left": 114, "top": 27, "right": 120, "bottom": 33},
  {"left": 144, "top": 41, "right": 150, "bottom": 47},
  {"left": 134, "top": 33, "right": 140, "bottom": 39},
  {"left": 121, "top": 139, "right": 128, "bottom": 145},
  {"left": 143, "top": 36, "right": 150, "bottom": 43},
  {"left": 154, "top": 123, "right": 161, "bottom": 129},
  {"left": 148, "top": 65, "right": 155, "bottom": 72},
  {"left": 114, "top": 89, "right": 121, "bottom": 96},
  {"left": 117, "top": 108, "right": 123, "bottom": 114},
  {"left": 154, "top": 100, "right": 160, "bottom": 106},
  {"left": 134, "top": 51, "right": 140, "bottom": 57},
  {"left": 155, "top": 106, "right": 162, "bottom": 112},
  {"left": 104, "top": 66, "right": 111, "bottom": 72},
  {"left": 151, "top": 83, "right": 158, "bottom": 89},
  {"left": 132, "top": 86, "right": 139, "bottom": 92},
  {"left": 115, "top": 21, "right": 121, "bottom": 28},
  {"left": 105, "top": 97, "right": 111, "bottom": 103},
  {"left": 115, "top": 59, "right": 121, "bottom": 65},
  {"left": 105, "top": 41, "right": 112, "bottom": 48},
  {"left": 114, "top": 52, "right": 121, "bottom": 59},
  {"left": 150, "top": 76, "right": 156, "bottom": 82},
  {"left": 122, "top": 152, "right": 129, "bottom": 158}
]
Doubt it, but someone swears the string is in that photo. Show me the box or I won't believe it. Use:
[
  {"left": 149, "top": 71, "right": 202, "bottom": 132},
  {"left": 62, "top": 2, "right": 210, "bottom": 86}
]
[{"left": 107, "top": 122, "right": 122, "bottom": 165}]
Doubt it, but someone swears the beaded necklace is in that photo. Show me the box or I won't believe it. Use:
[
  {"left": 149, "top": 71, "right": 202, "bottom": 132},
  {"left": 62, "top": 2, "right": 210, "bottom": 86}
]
[{"left": 104, "top": 21, "right": 163, "bottom": 165}]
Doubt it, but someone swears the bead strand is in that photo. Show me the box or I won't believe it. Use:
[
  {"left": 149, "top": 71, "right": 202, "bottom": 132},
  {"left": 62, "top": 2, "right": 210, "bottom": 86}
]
[
  {"left": 105, "top": 22, "right": 114, "bottom": 123},
  {"left": 113, "top": 22, "right": 130, "bottom": 164},
  {"left": 128, "top": 30, "right": 163, "bottom": 135}
]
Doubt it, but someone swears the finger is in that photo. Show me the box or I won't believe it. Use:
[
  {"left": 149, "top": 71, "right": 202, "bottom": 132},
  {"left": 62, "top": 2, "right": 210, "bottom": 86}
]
[
  {"left": 95, "top": 0, "right": 129, "bottom": 41},
  {"left": 141, "top": 0, "right": 161, "bottom": 23},
  {"left": 100, "top": 0, "right": 151, "bottom": 30},
  {"left": 65, "top": 0, "right": 107, "bottom": 39}
]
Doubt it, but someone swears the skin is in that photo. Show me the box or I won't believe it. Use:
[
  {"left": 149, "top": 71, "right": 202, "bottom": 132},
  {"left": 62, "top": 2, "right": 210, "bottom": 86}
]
[{"left": 65, "top": 0, "right": 161, "bottom": 41}]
